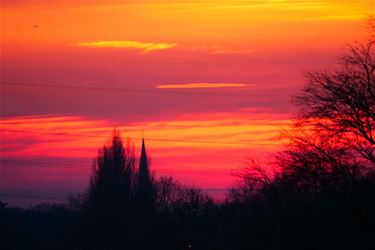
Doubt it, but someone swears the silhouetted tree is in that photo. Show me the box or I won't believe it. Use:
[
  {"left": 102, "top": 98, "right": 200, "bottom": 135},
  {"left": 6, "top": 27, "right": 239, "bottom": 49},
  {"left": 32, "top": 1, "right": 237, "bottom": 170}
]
[
  {"left": 84, "top": 131, "right": 137, "bottom": 248},
  {"left": 293, "top": 32, "right": 375, "bottom": 164},
  {"left": 227, "top": 160, "right": 278, "bottom": 205},
  {"left": 154, "top": 176, "right": 217, "bottom": 249},
  {"left": 226, "top": 19, "right": 375, "bottom": 250},
  {"left": 88, "top": 131, "right": 136, "bottom": 211},
  {"left": 278, "top": 24, "right": 375, "bottom": 248},
  {"left": 0, "top": 200, "right": 7, "bottom": 249}
]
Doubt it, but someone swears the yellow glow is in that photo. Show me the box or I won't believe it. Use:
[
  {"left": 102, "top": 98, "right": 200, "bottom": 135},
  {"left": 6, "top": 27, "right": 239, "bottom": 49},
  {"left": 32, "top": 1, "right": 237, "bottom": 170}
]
[
  {"left": 78, "top": 40, "right": 176, "bottom": 52},
  {"left": 156, "top": 83, "right": 250, "bottom": 89},
  {"left": 0, "top": 113, "right": 289, "bottom": 158},
  {"left": 2, "top": 0, "right": 371, "bottom": 51}
]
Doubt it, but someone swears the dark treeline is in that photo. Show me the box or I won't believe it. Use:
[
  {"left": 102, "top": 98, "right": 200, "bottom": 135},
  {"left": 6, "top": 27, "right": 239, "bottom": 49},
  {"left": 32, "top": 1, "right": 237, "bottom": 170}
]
[{"left": 2, "top": 23, "right": 375, "bottom": 250}]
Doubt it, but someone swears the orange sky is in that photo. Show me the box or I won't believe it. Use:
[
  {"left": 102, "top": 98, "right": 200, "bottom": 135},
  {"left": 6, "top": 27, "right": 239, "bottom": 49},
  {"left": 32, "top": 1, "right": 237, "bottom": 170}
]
[
  {"left": 2, "top": 0, "right": 372, "bottom": 48},
  {"left": 1, "top": 0, "right": 374, "bottom": 207}
]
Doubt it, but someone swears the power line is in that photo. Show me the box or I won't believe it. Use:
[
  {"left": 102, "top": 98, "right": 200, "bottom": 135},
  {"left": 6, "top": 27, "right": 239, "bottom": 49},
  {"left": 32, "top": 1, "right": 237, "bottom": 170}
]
[
  {"left": 4, "top": 164, "right": 234, "bottom": 176},
  {"left": 0, "top": 193, "right": 66, "bottom": 202},
  {"left": 0, "top": 128, "right": 281, "bottom": 146},
  {"left": 0, "top": 188, "right": 228, "bottom": 203},
  {"left": 0, "top": 81, "right": 283, "bottom": 98},
  {"left": 1, "top": 159, "right": 238, "bottom": 176}
]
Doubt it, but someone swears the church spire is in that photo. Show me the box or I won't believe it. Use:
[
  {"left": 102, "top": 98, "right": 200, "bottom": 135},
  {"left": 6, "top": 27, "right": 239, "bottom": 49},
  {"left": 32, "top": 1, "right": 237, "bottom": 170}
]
[
  {"left": 139, "top": 137, "right": 148, "bottom": 175},
  {"left": 136, "top": 138, "right": 154, "bottom": 211}
]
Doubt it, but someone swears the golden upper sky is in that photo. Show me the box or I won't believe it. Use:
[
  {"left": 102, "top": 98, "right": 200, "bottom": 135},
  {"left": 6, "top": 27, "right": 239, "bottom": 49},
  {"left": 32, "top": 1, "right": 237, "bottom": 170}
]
[{"left": 2, "top": 0, "right": 373, "bottom": 50}]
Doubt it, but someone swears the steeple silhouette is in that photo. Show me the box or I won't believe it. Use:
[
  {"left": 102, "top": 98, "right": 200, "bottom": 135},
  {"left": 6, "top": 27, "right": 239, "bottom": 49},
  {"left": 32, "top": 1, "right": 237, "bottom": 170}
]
[
  {"left": 135, "top": 138, "right": 154, "bottom": 212},
  {"left": 138, "top": 138, "right": 149, "bottom": 182}
]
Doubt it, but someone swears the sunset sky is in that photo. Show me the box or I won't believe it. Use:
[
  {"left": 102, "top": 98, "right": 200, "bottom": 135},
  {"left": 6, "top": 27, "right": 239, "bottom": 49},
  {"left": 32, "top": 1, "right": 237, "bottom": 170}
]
[{"left": 1, "top": 0, "right": 374, "bottom": 207}]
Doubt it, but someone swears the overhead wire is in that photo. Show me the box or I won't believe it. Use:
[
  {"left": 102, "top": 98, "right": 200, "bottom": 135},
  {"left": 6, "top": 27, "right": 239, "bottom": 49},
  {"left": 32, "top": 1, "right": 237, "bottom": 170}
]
[
  {"left": 1, "top": 159, "right": 238, "bottom": 176},
  {"left": 0, "top": 128, "right": 281, "bottom": 146}
]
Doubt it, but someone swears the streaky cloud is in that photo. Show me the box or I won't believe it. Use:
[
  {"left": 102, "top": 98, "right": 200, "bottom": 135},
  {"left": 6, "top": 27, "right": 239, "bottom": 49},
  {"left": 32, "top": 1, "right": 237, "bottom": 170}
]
[
  {"left": 155, "top": 83, "right": 251, "bottom": 89},
  {"left": 78, "top": 40, "right": 176, "bottom": 52}
]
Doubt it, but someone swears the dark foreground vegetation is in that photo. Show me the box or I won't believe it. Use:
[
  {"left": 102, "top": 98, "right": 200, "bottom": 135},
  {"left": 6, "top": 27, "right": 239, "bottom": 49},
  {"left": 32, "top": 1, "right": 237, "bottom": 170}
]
[{"left": 2, "top": 23, "right": 375, "bottom": 250}]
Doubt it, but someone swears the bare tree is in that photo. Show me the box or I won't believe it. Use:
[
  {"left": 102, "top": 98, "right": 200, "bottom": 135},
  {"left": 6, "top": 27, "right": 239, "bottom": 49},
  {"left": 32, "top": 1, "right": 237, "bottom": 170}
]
[
  {"left": 227, "top": 160, "right": 277, "bottom": 204},
  {"left": 155, "top": 176, "right": 182, "bottom": 214},
  {"left": 293, "top": 25, "right": 375, "bottom": 164}
]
